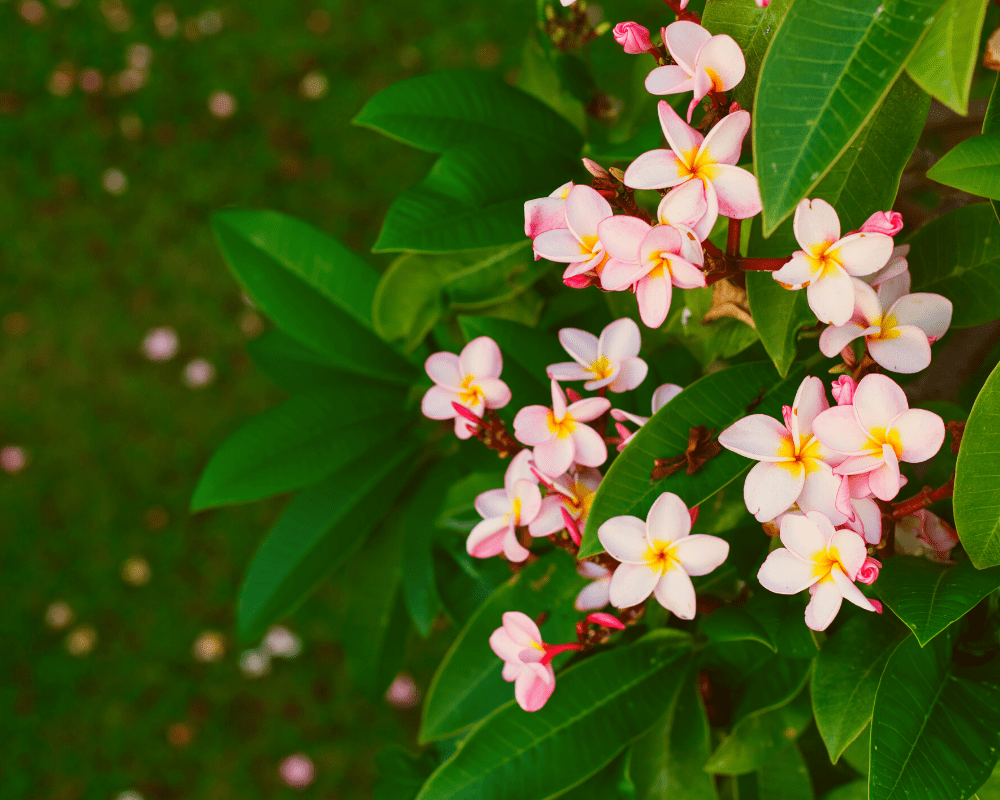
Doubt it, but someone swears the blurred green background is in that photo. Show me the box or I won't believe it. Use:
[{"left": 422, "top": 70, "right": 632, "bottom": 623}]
[{"left": 0, "top": 1, "right": 536, "bottom": 797}]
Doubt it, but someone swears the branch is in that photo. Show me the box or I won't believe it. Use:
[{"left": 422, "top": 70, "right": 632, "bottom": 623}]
[{"left": 890, "top": 475, "right": 955, "bottom": 520}]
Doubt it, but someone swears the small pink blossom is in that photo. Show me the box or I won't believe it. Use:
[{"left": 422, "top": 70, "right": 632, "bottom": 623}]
[
  {"left": 547, "top": 318, "right": 648, "bottom": 393},
  {"left": 858, "top": 210, "right": 904, "bottom": 237},
  {"left": 575, "top": 561, "right": 612, "bottom": 611},
  {"left": 514, "top": 380, "right": 610, "bottom": 476},
  {"left": 489, "top": 612, "right": 558, "bottom": 712},
  {"left": 612, "top": 383, "right": 684, "bottom": 451},
  {"left": 279, "top": 754, "right": 316, "bottom": 789},
  {"left": 524, "top": 181, "right": 573, "bottom": 242},
  {"left": 532, "top": 185, "right": 613, "bottom": 286},
  {"left": 856, "top": 556, "right": 881, "bottom": 585},
  {"left": 895, "top": 509, "right": 959, "bottom": 563},
  {"left": 613, "top": 21, "right": 653, "bottom": 55},
  {"left": 831, "top": 376, "right": 856, "bottom": 406},
  {"left": 421, "top": 337, "right": 512, "bottom": 440},
  {"left": 582, "top": 158, "right": 611, "bottom": 180},
  {"left": 646, "top": 21, "right": 746, "bottom": 122},
  {"left": 467, "top": 450, "right": 541, "bottom": 562}
]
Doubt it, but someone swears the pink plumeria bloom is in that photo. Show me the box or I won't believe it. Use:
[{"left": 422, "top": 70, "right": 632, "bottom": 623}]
[
  {"left": 646, "top": 21, "right": 746, "bottom": 122},
  {"left": 514, "top": 379, "right": 610, "bottom": 476},
  {"left": 574, "top": 561, "right": 612, "bottom": 611},
  {"left": 895, "top": 509, "right": 959, "bottom": 564},
  {"left": 547, "top": 318, "right": 648, "bottom": 393},
  {"left": 772, "top": 199, "right": 894, "bottom": 326},
  {"left": 529, "top": 465, "right": 602, "bottom": 538},
  {"left": 718, "top": 376, "right": 844, "bottom": 523},
  {"left": 624, "top": 101, "right": 762, "bottom": 221},
  {"left": 489, "top": 612, "right": 556, "bottom": 712},
  {"left": 834, "top": 477, "right": 883, "bottom": 545},
  {"left": 466, "top": 450, "right": 542, "bottom": 562},
  {"left": 421, "top": 337, "right": 512, "bottom": 439},
  {"left": 524, "top": 181, "right": 573, "bottom": 244},
  {"left": 613, "top": 21, "right": 653, "bottom": 55},
  {"left": 856, "top": 556, "right": 881, "bottom": 585},
  {"left": 757, "top": 511, "right": 878, "bottom": 632},
  {"left": 813, "top": 374, "right": 945, "bottom": 502},
  {"left": 598, "top": 492, "right": 729, "bottom": 618},
  {"left": 612, "top": 383, "right": 684, "bottom": 451},
  {"left": 657, "top": 178, "right": 717, "bottom": 241},
  {"left": 532, "top": 185, "right": 613, "bottom": 285},
  {"left": 819, "top": 279, "right": 952, "bottom": 374}
]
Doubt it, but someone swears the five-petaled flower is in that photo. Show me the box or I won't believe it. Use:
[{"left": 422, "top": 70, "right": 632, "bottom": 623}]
[
  {"left": 812, "top": 374, "right": 945, "bottom": 501},
  {"left": 547, "top": 318, "right": 648, "bottom": 393},
  {"left": 645, "top": 21, "right": 746, "bottom": 122},
  {"left": 421, "top": 337, "right": 512, "bottom": 439},
  {"left": 488, "top": 612, "right": 556, "bottom": 712},
  {"left": 598, "top": 492, "right": 729, "bottom": 618},
  {"left": 466, "top": 450, "right": 541, "bottom": 562},
  {"left": 757, "top": 511, "right": 878, "bottom": 631},
  {"left": 771, "top": 199, "right": 894, "bottom": 326},
  {"left": 624, "top": 101, "right": 762, "bottom": 221},
  {"left": 531, "top": 185, "right": 613, "bottom": 287},
  {"left": 514, "top": 379, "right": 611, "bottom": 476}
]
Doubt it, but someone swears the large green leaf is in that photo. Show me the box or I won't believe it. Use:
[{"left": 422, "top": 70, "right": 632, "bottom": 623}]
[
  {"left": 956, "top": 361, "right": 1000, "bottom": 568},
  {"left": 579, "top": 360, "right": 809, "bottom": 558},
  {"left": 906, "top": 0, "right": 990, "bottom": 114},
  {"left": 419, "top": 552, "right": 586, "bottom": 743},
  {"left": 630, "top": 666, "right": 718, "bottom": 800},
  {"left": 353, "top": 69, "right": 583, "bottom": 154},
  {"left": 212, "top": 209, "right": 417, "bottom": 383},
  {"left": 733, "top": 744, "right": 814, "bottom": 800},
  {"left": 745, "top": 275, "right": 814, "bottom": 379},
  {"left": 822, "top": 782, "right": 868, "bottom": 800},
  {"left": 927, "top": 133, "right": 1000, "bottom": 200},
  {"left": 700, "top": 606, "right": 775, "bottom": 651},
  {"left": 662, "top": 287, "right": 760, "bottom": 366},
  {"left": 374, "top": 748, "right": 439, "bottom": 800},
  {"left": 235, "top": 441, "right": 420, "bottom": 640},
  {"left": 190, "top": 387, "right": 410, "bottom": 511},
  {"left": 753, "top": 0, "right": 941, "bottom": 234},
  {"left": 984, "top": 74, "right": 1000, "bottom": 223},
  {"left": 874, "top": 556, "right": 1000, "bottom": 643},
  {"left": 906, "top": 203, "right": 1000, "bottom": 329},
  {"left": 812, "top": 612, "right": 909, "bottom": 763},
  {"left": 415, "top": 633, "right": 693, "bottom": 800},
  {"left": 744, "top": 592, "right": 820, "bottom": 660},
  {"left": 374, "top": 140, "right": 580, "bottom": 253},
  {"left": 246, "top": 329, "right": 348, "bottom": 392},
  {"left": 869, "top": 633, "right": 1000, "bottom": 800}
]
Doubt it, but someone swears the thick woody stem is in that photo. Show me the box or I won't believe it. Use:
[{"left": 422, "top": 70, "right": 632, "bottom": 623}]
[
  {"left": 726, "top": 218, "right": 742, "bottom": 258},
  {"left": 890, "top": 475, "right": 955, "bottom": 520},
  {"left": 740, "top": 257, "right": 792, "bottom": 271}
]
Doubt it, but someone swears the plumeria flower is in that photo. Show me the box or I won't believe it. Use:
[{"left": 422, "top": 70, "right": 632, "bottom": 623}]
[
  {"left": 598, "top": 492, "right": 729, "bottom": 618},
  {"left": 757, "top": 511, "right": 878, "bottom": 632},
  {"left": 834, "top": 477, "right": 883, "bottom": 545},
  {"left": 597, "top": 217, "right": 705, "bottom": 328},
  {"left": 546, "top": 318, "right": 648, "bottom": 393},
  {"left": 645, "top": 21, "right": 746, "bottom": 122},
  {"left": 489, "top": 612, "right": 556, "bottom": 712},
  {"left": 718, "top": 376, "right": 844, "bottom": 523},
  {"left": 831, "top": 375, "right": 856, "bottom": 406},
  {"left": 514, "top": 379, "right": 611, "bottom": 476},
  {"left": 524, "top": 181, "right": 573, "bottom": 243},
  {"left": 623, "top": 101, "right": 762, "bottom": 221},
  {"left": 574, "top": 561, "right": 612, "bottom": 611},
  {"left": 421, "top": 337, "right": 512, "bottom": 439},
  {"left": 532, "top": 185, "right": 613, "bottom": 285},
  {"left": 529, "top": 465, "right": 602, "bottom": 539},
  {"left": 819, "top": 279, "right": 952, "bottom": 373},
  {"left": 612, "top": 383, "right": 684, "bottom": 451},
  {"left": 812, "top": 374, "right": 945, "bottom": 502},
  {"left": 657, "top": 178, "right": 717, "bottom": 242},
  {"left": 772, "top": 199, "right": 894, "bottom": 326},
  {"left": 466, "top": 450, "right": 541, "bottom": 562},
  {"left": 613, "top": 21, "right": 653, "bottom": 55},
  {"left": 895, "top": 509, "right": 959, "bottom": 563}
]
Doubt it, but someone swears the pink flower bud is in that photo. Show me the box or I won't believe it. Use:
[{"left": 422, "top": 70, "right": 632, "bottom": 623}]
[
  {"left": 612, "top": 21, "right": 652, "bottom": 55},
  {"left": 856, "top": 556, "right": 881, "bottom": 585},
  {"left": 831, "top": 375, "right": 856, "bottom": 406},
  {"left": 781, "top": 404, "right": 793, "bottom": 428},
  {"left": 870, "top": 599, "right": 884, "bottom": 614},
  {"left": 729, "top": 101, "right": 741, "bottom": 114},
  {"left": 689, "top": 505, "right": 700, "bottom": 527},
  {"left": 859, "top": 210, "right": 903, "bottom": 237},
  {"left": 582, "top": 158, "right": 611, "bottom": 179},
  {"left": 565, "top": 387, "right": 583, "bottom": 403},
  {"left": 586, "top": 612, "right": 626, "bottom": 630}
]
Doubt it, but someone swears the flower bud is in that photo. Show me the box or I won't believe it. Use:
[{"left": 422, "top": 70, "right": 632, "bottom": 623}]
[
  {"left": 586, "top": 612, "right": 626, "bottom": 630},
  {"left": 859, "top": 210, "right": 903, "bottom": 237},
  {"left": 831, "top": 375, "right": 857, "bottom": 406},
  {"left": 612, "top": 21, "right": 652, "bottom": 55},
  {"left": 582, "top": 157, "right": 611, "bottom": 179},
  {"left": 856, "top": 556, "right": 881, "bottom": 585}
]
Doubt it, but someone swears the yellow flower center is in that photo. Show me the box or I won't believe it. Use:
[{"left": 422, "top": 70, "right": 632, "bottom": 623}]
[
  {"left": 580, "top": 234, "right": 602, "bottom": 257},
  {"left": 458, "top": 374, "right": 484, "bottom": 406},
  {"left": 775, "top": 432, "right": 825, "bottom": 475},
  {"left": 568, "top": 480, "right": 596, "bottom": 523},
  {"left": 870, "top": 313, "right": 901, "bottom": 341},
  {"left": 547, "top": 410, "right": 576, "bottom": 439},
  {"left": 648, "top": 253, "right": 672, "bottom": 280},
  {"left": 680, "top": 149, "right": 714, "bottom": 183},
  {"left": 704, "top": 67, "right": 725, "bottom": 92},
  {"left": 645, "top": 540, "right": 680, "bottom": 573},
  {"left": 588, "top": 355, "right": 613, "bottom": 381},
  {"left": 867, "top": 427, "right": 904, "bottom": 458},
  {"left": 812, "top": 544, "right": 850, "bottom": 582}
]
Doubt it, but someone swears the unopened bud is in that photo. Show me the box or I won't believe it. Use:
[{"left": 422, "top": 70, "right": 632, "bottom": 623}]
[
  {"left": 586, "top": 612, "right": 626, "bottom": 630},
  {"left": 582, "top": 157, "right": 611, "bottom": 179},
  {"left": 608, "top": 167, "right": 626, "bottom": 182},
  {"left": 612, "top": 21, "right": 652, "bottom": 55}
]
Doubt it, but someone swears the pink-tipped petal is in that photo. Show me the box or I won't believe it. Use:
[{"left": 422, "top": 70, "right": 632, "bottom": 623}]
[
  {"left": 524, "top": 196, "right": 567, "bottom": 239},
  {"left": 718, "top": 414, "right": 793, "bottom": 461},
  {"left": 804, "top": 579, "right": 843, "bottom": 631},
  {"left": 490, "top": 628, "right": 524, "bottom": 664},
  {"left": 422, "top": 386, "right": 461, "bottom": 419},
  {"left": 793, "top": 198, "right": 841, "bottom": 254},
  {"left": 889, "top": 408, "right": 945, "bottom": 463},
  {"left": 638, "top": 224, "right": 683, "bottom": 264},
  {"left": 460, "top": 337, "right": 502, "bottom": 379},
  {"left": 425, "top": 351, "right": 463, "bottom": 388},
  {"left": 533, "top": 228, "right": 588, "bottom": 263},
  {"left": 695, "top": 34, "right": 746, "bottom": 91},
  {"left": 501, "top": 610, "right": 543, "bottom": 647},
  {"left": 599, "top": 515, "right": 651, "bottom": 563},
  {"left": 528, "top": 495, "right": 565, "bottom": 538},
  {"left": 654, "top": 568, "right": 697, "bottom": 619},
  {"left": 656, "top": 99, "right": 705, "bottom": 162},
  {"left": 791, "top": 375, "right": 830, "bottom": 444},
  {"left": 699, "top": 110, "right": 751, "bottom": 166},
  {"left": 831, "top": 232, "right": 893, "bottom": 277},
  {"left": 889, "top": 293, "right": 952, "bottom": 341},
  {"left": 647, "top": 491, "right": 694, "bottom": 544},
  {"left": 664, "top": 21, "right": 712, "bottom": 73},
  {"left": 812, "top": 405, "right": 872, "bottom": 454},
  {"left": 502, "top": 529, "right": 532, "bottom": 563},
  {"left": 565, "top": 185, "right": 613, "bottom": 242},
  {"left": 853, "top": 374, "right": 909, "bottom": 434},
  {"left": 609, "top": 562, "right": 661, "bottom": 608},
  {"left": 601, "top": 257, "right": 650, "bottom": 292},
  {"left": 597, "top": 215, "right": 651, "bottom": 263},
  {"left": 758, "top": 548, "right": 818, "bottom": 594},
  {"left": 533, "top": 436, "right": 575, "bottom": 478},
  {"left": 467, "top": 516, "right": 509, "bottom": 558},
  {"left": 868, "top": 326, "right": 932, "bottom": 373},
  {"left": 687, "top": 69, "right": 713, "bottom": 122},
  {"left": 701, "top": 164, "right": 761, "bottom": 218},
  {"left": 636, "top": 273, "right": 672, "bottom": 328},
  {"left": 779, "top": 512, "right": 826, "bottom": 560},
  {"left": 645, "top": 65, "right": 694, "bottom": 95},
  {"left": 807, "top": 266, "right": 855, "bottom": 326},
  {"left": 623, "top": 149, "right": 691, "bottom": 191},
  {"left": 514, "top": 665, "right": 556, "bottom": 712},
  {"left": 514, "top": 405, "right": 555, "bottom": 446},
  {"left": 673, "top": 534, "right": 729, "bottom": 576}
]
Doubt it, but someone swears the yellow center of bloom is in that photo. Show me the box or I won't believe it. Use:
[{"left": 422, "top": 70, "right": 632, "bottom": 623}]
[
  {"left": 547, "top": 410, "right": 576, "bottom": 439},
  {"left": 866, "top": 427, "right": 904, "bottom": 458},
  {"left": 704, "top": 67, "right": 725, "bottom": 92},
  {"left": 580, "top": 234, "right": 601, "bottom": 257},
  {"left": 870, "top": 313, "right": 901, "bottom": 341},
  {"left": 812, "top": 544, "right": 849, "bottom": 582},
  {"left": 645, "top": 540, "right": 680, "bottom": 573},
  {"left": 567, "top": 480, "right": 596, "bottom": 523},
  {"left": 648, "top": 252, "right": 673, "bottom": 281},
  {"left": 775, "top": 431, "right": 826, "bottom": 475},
  {"left": 458, "top": 374, "right": 484, "bottom": 406},
  {"left": 680, "top": 149, "right": 716, "bottom": 183},
  {"left": 588, "top": 355, "right": 613, "bottom": 381}
]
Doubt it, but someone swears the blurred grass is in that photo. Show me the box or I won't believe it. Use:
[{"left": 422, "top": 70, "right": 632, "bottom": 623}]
[{"left": 0, "top": 1, "right": 533, "bottom": 797}]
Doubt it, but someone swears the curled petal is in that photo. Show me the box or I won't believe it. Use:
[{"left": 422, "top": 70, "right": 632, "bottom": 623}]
[
  {"left": 501, "top": 610, "right": 543, "bottom": 647},
  {"left": 667, "top": 256, "right": 707, "bottom": 290},
  {"left": 695, "top": 34, "right": 746, "bottom": 91},
  {"left": 772, "top": 252, "right": 817, "bottom": 289},
  {"left": 609, "top": 357, "right": 648, "bottom": 393},
  {"left": 657, "top": 179, "right": 709, "bottom": 230},
  {"left": 652, "top": 383, "right": 684, "bottom": 413},
  {"left": 639, "top": 224, "right": 683, "bottom": 263},
  {"left": 889, "top": 293, "right": 952, "bottom": 341},
  {"left": 645, "top": 64, "right": 694, "bottom": 95},
  {"left": 654, "top": 568, "right": 697, "bottom": 619},
  {"left": 868, "top": 445, "right": 901, "bottom": 501},
  {"left": 524, "top": 196, "right": 567, "bottom": 239},
  {"left": 820, "top": 322, "right": 868, "bottom": 358},
  {"left": 503, "top": 530, "right": 532, "bottom": 563},
  {"left": 831, "top": 567, "right": 877, "bottom": 612},
  {"left": 547, "top": 362, "right": 591, "bottom": 382},
  {"left": 466, "top": 516, "right": 509, "bottom": 558},
  {"left": 512, "top": 480, "right": 543, "bottom": 527},
  {"left": 601, "top": 257, "right": 650, "bottom": 292},
  {"left": 831, "top": 232, "right": 893, "bottom": 277},
  {"left": 514, "top": 663, "right": 556, "bottom": 712},
  {"left": 664, "top": 20, "right": 712, "bottom": 73},
  {"left": 830, "top": 529, "right": 868, "bottom": 580}
]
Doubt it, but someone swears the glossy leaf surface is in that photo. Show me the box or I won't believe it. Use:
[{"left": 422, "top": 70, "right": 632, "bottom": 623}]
[{"left": 956, "top": 360, "right": 1000, "bottom": 568}]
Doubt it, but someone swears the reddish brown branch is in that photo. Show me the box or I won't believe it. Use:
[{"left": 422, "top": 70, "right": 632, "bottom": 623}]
[
  {"left": 890, "top": 475, "right": 955, "bottom": 521},
  {"left": 662, "top": 0, "right": 700, "bottom": 22},
  {"left": 726, "top": 218, "right": 742, "bottom": 258}
]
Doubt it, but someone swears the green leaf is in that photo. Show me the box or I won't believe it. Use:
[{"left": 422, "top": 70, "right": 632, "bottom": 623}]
[
  {"left": 753, "top": 0, "right": 941, "bottom": 235},
  {"left": 744, "top": 593, "right": 820, "bottom": 659},
  {"left": 869, "top": 632, "right": 1000, "bottom": 800},
  {"left": 212, "top": 209, "right": 416, "bottom": 383},
  {"left": 812, "top": 612, "right": 909, "bottom": 763},
  {"left": 415, "top": 635, "right": 693, "bottom": 800},
  {"left": 373, "top": 140, "right": 580, "bottom": 253},
  {"left": 733, "top": 744, "right": 814, "bottom": 800},
  {"left": 419, "top": 552, "right": 586, "bottom": 743},
  {"left": 745, "top": 275, "right": 814, "bottom": 378},
  {"left": 906, "top": 203, "right": 1000, "bottom": 329},
  {"left": 927, "top": 133, "right": 1000, "bottom": 199},
  {"left": 983, "top": 74, "right": 1000, "bottom": 224},
  {"left": 906, "top": 0, "right": 990, "bottom": 114},
  {"left": 875, "top": 556, "right": 1000, "bottom": 643},
  {"left": 191, "top": 387, "right": 409, "bottom": 511},
  {"left": 956, "top": 361, "right": 1000, "bottom": 568},
  {"left": 352, "top": 69, "right": 583, "bottom": 154},
  {"left": 516, "top": 37, "right": 587, "bottom": 136},
  {"left": 701, "top": 606, "right": 776, "bottom": 651},
  {"left": 580, "top": 360, "right": 809, "bottom": 558},
  {"left": 630, "top": 666, "right": 718, "bottom": 800},
  {"left": 662, "top": 287, "right": 760, "bottom": 366},
  {"left": 246, "top": 329, "right": 348, "bottom": 392},
  {"left": 235, "top": 441, "right": 420, "bottom": 640},
  {"left": 822, "top": 781, "right": 868, "bottom": 800},
  {"left": 975, "top": 763, "right": 1000, "bottom": 800},
  {"left": 374, "top": 748, "right": 439, "bottom": 800},
  {"left": 562, "top": 751, "right": 634, "bottom": 800}
]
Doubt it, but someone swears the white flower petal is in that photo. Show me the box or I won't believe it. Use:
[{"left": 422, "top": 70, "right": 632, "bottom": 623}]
[
  {"left": 793, "top": 198, "right": 840, "bottom": 253},
  {"left": 609, "top": 562, "right": 660, "bottom": 608},
  {"left": 718, "top": 414, "right": 792, "bottom": 462},
  {"left": 853, "top": 374, "right": 909, "bottom": 434},
  {"left": 599, "top": 515, "right": 651, "bottom": 563},
  {"left": 654, "top": 568, "right": 697, "bottom": 619},
  {"left": 804, "top": 579, "right": 843, "bottom": 631},
  {"left": 673, "top": 534, "right": 729, "bottom": 576},
  {"left": 744, "top": 460, "right": 805, "bottom": 522},
  {"left": 889, "top": 408, "right": 945, "bottom": 463},
  {"left": 646, "top": 492, "right": 693, "bottom": 545},
  {"left": 758, "top": 548, "right": 818, "bottom": 594},
  {"left": 460, "top": 336, "right": 503, "bottom": 379},
  {"left": 425, "top": 351, "right": 462, "bottom": 388}
]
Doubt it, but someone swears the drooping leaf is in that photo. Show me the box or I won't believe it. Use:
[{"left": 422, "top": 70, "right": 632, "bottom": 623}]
[
  {"left": 373, "top": 140, "right": 581, "bottom": 253},
  {"left": 906, "top": 0, "right": 990, "bottom": 114},
  {"left": 927, "top": 133, "right": 1000, "bottom": 200},
  {"left": 352, "top": 69, "right": 583, "bottom": 154},
  {"left": 190, "top": 387, "right": 410, "bottom": 511},
  {"left": 700, "top": 606, "right": 776, "bottom": 652},
  {"left": 733, "top": 744, "right": 814, "bottom": 800},
  {"left": 812, "top": 612, "right": 909, "bottom": 763},
  {"left": 235, "top": 441, "right": 420, "bottom": 640},
  {"left": 869, "top": 633, "right": 1000, "bottom": 800},
  {"left": 956, "top": 361, "right": 1000, "bottom": 568},
  {"left": 245, "top": 329, "right": 348, "bottom": 392},
  {"left": 753, "top": 0, "right": 941, "bottom": 234},
  {"left": 419, "top": 552, "right": 586, "bottom": 743},
  {"left": 415, "top": 633, "right": 693, "bottom": 800},
  {"left": 906, "top": 203, "right": 1000, "bottom": 329},
  {"left": 212, "top": 209, "right": 417, "bottom": 383},
  {"left": 874, "top": 556, "right": 1000, "bottom": 643},
  {"left": 630, "top": 665, "right": 718, "bottom": 800},
  {"left": 580, "top": 360, "right": 809, "bottom": 558}
]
